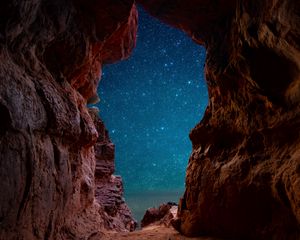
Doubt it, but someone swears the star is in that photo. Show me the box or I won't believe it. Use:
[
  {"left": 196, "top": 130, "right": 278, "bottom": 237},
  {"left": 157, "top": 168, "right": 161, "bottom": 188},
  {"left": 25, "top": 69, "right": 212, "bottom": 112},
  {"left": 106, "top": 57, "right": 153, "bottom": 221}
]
[{"left": 96, "top": 6, "right": 208, "bottom": 208}]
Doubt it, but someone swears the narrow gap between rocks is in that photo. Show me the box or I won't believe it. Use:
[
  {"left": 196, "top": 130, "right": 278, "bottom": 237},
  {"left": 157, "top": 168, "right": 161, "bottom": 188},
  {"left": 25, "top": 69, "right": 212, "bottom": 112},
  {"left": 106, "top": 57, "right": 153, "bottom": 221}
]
[{"left": 96, "top": 6, "right": 208, "bottom": 225}]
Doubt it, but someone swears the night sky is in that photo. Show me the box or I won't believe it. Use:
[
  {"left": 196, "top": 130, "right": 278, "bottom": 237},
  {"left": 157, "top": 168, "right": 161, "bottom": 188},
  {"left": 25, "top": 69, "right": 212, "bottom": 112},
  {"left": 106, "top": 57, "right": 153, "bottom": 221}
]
[{"left": 96, "top": 7, "right": 207, "bottom": 193}]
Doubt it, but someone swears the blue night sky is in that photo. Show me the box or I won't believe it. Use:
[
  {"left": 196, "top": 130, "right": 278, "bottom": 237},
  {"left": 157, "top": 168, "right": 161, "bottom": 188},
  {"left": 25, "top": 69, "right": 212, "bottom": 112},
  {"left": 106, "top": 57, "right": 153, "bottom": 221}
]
[{"left": 97, "top": 7, "right": 207, "bottom": 193}]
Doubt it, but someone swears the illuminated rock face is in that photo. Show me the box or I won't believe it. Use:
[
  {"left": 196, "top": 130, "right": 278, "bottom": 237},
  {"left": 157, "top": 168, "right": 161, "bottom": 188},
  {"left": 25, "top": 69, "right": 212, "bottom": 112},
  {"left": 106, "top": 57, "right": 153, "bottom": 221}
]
[
  {"left": 138, "top": 0, "right": 300, "bottom": 239},
  {"left": 1, "top": 0, "right": 299, "bottom": 239},
  {"left": 0, "top": 0, "right": 137, "bottom": 239}
]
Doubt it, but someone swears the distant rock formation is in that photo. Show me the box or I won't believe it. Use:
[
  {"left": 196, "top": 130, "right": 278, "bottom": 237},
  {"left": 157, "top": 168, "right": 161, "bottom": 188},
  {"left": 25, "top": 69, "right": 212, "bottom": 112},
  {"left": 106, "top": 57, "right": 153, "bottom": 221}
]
[
  {"left": 141, "top": 202, "right": 178, "bottom": 228},
  {"left": 138, "top": 0, "right": 300, "bottom": 239},
  {"left": 0, "top": 0, "right": 137, "bottom": 239}
]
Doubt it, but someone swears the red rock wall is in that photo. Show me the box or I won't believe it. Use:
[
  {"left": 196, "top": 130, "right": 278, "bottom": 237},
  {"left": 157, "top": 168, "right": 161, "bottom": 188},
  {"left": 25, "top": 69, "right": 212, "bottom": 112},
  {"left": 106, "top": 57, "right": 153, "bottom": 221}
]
[
  {"left": 0, "top": 0, "right": 137, "bottom": 239},
  {"left": 1, "top": 0, "right": 299, "bottom": 239},
  {"left": 90, "top": 109, "right": 137, "bottom": 232},
  {"left": 138, "top": 0, "right": 300, "bottom": 239}
]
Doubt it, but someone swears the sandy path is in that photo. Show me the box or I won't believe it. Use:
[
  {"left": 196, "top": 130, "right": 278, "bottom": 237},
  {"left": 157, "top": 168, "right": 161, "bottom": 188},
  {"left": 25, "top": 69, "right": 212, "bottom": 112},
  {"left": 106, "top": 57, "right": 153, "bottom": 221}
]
[{"left": 103, "top": 226, "right": 221, "bottom": 240}]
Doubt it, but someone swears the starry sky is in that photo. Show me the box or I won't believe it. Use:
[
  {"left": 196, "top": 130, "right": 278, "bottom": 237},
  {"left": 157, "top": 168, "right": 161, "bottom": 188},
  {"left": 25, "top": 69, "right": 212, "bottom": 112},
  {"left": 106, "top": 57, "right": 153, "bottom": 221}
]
[{"left": 96, "top": 7, "right": 207, "bottom": 193}]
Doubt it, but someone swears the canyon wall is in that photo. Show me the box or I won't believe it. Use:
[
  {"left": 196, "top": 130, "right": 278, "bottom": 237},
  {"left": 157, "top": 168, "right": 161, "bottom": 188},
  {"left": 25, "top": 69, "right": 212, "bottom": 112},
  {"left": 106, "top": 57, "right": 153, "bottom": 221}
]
[
  {"left": 138, "top": 0, "right": 300, "bottom": 239},
  {"left": 1, "top": 0, "right": 299, "bottom": 239},
  {"left": 0, "top": 0, "right": 137, "bottom": 239}
]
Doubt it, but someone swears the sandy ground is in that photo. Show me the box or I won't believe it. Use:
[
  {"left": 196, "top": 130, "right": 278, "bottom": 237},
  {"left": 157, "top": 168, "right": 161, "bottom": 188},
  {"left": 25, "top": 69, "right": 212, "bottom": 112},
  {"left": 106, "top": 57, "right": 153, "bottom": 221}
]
[{"left": 103, "top": 226, "right": 221, "bottom": 240}]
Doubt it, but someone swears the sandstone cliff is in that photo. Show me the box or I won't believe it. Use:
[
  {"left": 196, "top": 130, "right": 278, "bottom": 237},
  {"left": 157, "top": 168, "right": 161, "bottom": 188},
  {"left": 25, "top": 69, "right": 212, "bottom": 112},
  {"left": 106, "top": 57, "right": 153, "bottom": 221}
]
[
  {"left": 0, "top": 0, "right": 137, "bottom": 239},
  {"left": 1, "top": 0, "right": 300, "bottom": 239},
  {"left": 138, "top": 0, "right": 300, "bottom": 239},
  {"left": 90, "top": 109, "right": 137, "bottom": 232}
]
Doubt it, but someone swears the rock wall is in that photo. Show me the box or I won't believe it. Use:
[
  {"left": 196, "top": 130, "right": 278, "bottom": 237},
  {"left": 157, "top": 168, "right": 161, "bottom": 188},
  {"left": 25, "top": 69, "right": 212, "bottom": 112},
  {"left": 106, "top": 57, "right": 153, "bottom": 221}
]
[
  {"left": 138, "top": 0, "right": 300, "bottom": 239},
  {"left": 0, "top": 0, "right": 137, "bottom": 239},
  {"left": 90, "top": 109, "right": 137, "bottom": 232},
  {"left": 1, "top": 0, "right": 299, "bottom": 239}
]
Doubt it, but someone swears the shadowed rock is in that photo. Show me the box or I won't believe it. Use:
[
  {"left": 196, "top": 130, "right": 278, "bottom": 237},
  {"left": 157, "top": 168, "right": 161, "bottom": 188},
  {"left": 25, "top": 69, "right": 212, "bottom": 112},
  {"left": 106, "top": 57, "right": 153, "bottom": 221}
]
[
  {"left": 0, "top": 0, "right": 137, "bottom": 239},
  {"left": 138, "top": 0, "right": 300, "bottom": 239},
  {"left": 0, "top": 0, "right": 299, "bottom": 239},
  {"left": 141, "top": 202, "right": 178, "bottom": 228}
]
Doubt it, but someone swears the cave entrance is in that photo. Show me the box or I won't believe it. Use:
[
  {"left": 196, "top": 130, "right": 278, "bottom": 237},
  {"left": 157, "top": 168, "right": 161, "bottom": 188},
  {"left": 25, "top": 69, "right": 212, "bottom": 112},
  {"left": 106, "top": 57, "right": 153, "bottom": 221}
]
[{"left": 96, "top": 7, "right": 207, "bottom": 222}]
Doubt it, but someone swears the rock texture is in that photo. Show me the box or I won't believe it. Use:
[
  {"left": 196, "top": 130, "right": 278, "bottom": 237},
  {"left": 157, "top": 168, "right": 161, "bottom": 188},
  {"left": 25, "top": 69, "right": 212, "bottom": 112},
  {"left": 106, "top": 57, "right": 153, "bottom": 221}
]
[
  {"left": 141, "top": 202, "right": 178, "bottom": 228},
  {"left": 138, "top": 0, "right": 300, "bottom": 239},
  {"left": 90, "top": 109, "right": 137, "bottom": 232},
  {"left": 0, "top": 0, "right": 137, "bottom": 239},
  {"left": 1, "top": 0, "right": 300, "bottom": 239}
]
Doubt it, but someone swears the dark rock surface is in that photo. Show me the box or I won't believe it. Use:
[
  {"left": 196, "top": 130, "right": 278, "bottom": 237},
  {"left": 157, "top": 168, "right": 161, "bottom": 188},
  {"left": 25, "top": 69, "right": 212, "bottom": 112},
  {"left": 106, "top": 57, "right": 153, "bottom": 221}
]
[
  {"left": 138, "top": 0, "right": 300, "bottom": 239},
  {"left": 0, "top": 0, "right": 137, "bottom": 239},
  {"left": 1, "top": 0, "right": 299, "bottom": 239},
  {"left": 90, "top": 109, "right": 137, "bottom": 232},
  {"left": 141, "top": 202, "right": 178, "bottom": 228}
]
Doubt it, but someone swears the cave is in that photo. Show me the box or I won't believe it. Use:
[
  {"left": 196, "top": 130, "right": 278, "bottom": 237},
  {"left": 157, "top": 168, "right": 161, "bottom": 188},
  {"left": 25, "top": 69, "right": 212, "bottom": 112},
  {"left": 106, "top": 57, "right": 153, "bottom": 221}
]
[{"left": 0, "top": 1, "right": 299, "bottom": 240}]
